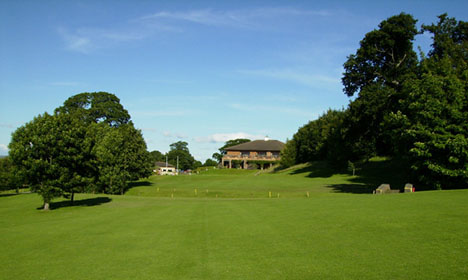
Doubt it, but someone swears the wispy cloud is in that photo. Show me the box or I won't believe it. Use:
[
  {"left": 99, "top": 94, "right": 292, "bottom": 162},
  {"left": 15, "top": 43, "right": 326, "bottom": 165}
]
[
  {"left": 139, "top": 7, "right": 331, "bottom": 28},
  {"left": 0, "top": 123, "right": 15, "bottom": 129},
  {"left": 239, "top": 68, "right": 339, "bottom": 88},
  {"left": 0, "top": 144, "right": 8, "bottom": 154},
  {"left": 58, "top": 7, "right": 332, "bottom": 53},
  {"left": 163, "top": 131, "right": 188, "bottom": 139},
  {"left": 195, "top": 132, "right": 265, "bottom": 143}
]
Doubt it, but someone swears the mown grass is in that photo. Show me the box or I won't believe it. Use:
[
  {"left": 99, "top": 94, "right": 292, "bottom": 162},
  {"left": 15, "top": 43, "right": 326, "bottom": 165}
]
[
  {"left": 1, "top": 159, "right": 465, "bottom": 279},
  {"left": 127, "top": 159, "right": 410, "bottom": 198},
  {"left": 1, "top": 191, "right": 467, "bottom": 279}
]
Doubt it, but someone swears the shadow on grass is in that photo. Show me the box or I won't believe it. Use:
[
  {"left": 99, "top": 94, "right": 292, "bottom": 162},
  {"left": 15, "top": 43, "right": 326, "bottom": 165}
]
[
  {"left": 38, "top": 197, "right": 112, "bottom": 210},
  {"left": 125, "top": 180, "right": 152, "bottom": 194},
  {"left": 290, "top": 161, "right": 339, "bottom": 178},
  {"left": 296, "top": 158, "right": 412, "bottom": 194},
  {"left": 0, "top": 193, "right": 18, "bottom": 198},
  {"left": 327, "top": 184, "right": 376, "bottom": 194}
]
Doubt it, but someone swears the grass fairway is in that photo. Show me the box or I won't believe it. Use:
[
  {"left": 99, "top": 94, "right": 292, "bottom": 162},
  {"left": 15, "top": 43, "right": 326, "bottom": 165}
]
[{"left": 1, "top": 190, "right": 468, "bottom": 279}]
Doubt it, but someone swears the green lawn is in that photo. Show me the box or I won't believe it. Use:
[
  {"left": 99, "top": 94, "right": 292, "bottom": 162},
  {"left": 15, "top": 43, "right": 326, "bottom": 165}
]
[
  {"left": 1, "top": 161, "right": 467, "bottom": 279},
  {"left": 1, "top": 190, "right": 468, "bottom": 279}
]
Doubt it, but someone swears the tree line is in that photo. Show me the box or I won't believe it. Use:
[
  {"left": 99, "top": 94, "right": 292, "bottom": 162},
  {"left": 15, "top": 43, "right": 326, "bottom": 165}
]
[{"left": 280, "top": 13, "right": 468, "bottom": 190}]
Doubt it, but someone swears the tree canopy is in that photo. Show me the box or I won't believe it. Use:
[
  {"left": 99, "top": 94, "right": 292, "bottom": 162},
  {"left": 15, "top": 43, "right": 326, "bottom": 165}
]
[{"left": 9, "top": 92, "right": 152, "bottom": 209}]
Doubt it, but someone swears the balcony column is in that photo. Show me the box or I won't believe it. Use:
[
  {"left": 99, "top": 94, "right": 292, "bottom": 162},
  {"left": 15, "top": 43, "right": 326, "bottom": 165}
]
[{"left": 229, "top": 160, "right": 232, "bottom": 169}]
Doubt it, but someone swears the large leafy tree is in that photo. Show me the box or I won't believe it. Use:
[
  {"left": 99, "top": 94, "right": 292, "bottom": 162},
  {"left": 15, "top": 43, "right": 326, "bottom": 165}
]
[
  {"left": 9, "top": 113, "right": 93, "bottom": 209},
  {"left": 387, "top": 15, "right": 468, "bottom": 189},
  {"left": 95, "top": 124, "right": 152, "bottom": 194},
  {"left": 55, "top": 92, "right": 130, "bottom": 127},
  {"left": 342, "top": 13, "right": 419, "bottom": 159}
]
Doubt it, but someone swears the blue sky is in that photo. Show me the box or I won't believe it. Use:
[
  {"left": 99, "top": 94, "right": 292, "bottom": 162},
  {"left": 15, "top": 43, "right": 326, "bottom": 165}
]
[{"left": 1, "top": 0, "right": 467, "bottom": 161}]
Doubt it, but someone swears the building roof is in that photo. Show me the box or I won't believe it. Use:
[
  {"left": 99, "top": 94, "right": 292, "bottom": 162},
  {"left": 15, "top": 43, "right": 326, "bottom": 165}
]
[
  {"left": 224, "top": 139, "right": 285, "bottom": 152},
  {"left": 155, "top": 161, "right": 175, "bottom": 168}
]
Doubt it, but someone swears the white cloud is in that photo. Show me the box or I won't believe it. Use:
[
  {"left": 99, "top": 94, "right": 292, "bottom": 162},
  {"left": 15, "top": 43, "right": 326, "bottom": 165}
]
[
  {"left": 195, "top": 132, "right": 265, "bottom": 143},
  {"left": 0, "top": 144, "right": 8, "bottom": 154}
]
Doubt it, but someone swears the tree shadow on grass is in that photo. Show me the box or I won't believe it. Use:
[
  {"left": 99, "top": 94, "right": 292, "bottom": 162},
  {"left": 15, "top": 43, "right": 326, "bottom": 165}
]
[
  {"left": 125, "top": 180, "right": 152, "bottom": 194},
  {"left": 38, "top": 197, "right": 112, "bottom": 210},
  {"left": 290, "top": 161, "right": 339, "bottom": 178},
  {"left": 327, "top": 183, "right": 376, "bottom": 194},
  {"left": 0, "top": 193, "right": 19, "bottom": 198},
  {"left": 301, "top": 158, "right": 412, "bottom": 194}
]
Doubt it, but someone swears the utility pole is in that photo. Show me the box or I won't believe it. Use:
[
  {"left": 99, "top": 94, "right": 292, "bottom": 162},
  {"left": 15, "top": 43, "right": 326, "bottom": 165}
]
[{"left": 177, "top": 156, "right": 179, "bottom": 173}]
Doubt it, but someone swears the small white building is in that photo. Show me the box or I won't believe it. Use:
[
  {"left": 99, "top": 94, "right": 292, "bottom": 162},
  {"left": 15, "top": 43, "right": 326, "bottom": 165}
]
[{"left": 154, "top": 162, "right": 177, "bottom": 175}]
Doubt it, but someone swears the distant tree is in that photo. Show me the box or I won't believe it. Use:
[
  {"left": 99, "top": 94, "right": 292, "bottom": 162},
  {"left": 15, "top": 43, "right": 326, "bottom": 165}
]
[
  {"left": 149, "top": 150, "right": 165, "bottom": 164},
  {"left": 279, "top": 139, "right": 297, "bottom": 168},
  {"left": 0, "top": 157, "right": 21, "bottom": 192},
  {"left": 203, "top": 159, "right": 218, "bottom": 166},
  {"left": 167, "top": 141, "right": 196, "bottom": 170}
]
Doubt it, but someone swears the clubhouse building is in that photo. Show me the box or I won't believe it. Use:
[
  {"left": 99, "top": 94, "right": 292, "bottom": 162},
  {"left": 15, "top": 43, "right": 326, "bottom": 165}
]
[{"left": 221, "top": 138, "right": 285, "bottom": 169}]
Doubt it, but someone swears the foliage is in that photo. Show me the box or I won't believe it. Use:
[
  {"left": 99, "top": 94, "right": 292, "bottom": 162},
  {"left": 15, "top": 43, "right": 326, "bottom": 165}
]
[
  {"left": 203, "top": 158, "right": 218, "bottom": 166},
  {"left": 279, "top": 139, "right": 297, "bottom": 168},
  {"left": 286, "top": 109, "right": 346, "bottom": 166},
  {"left": 0, "top": 157, "right": 21, "bottom": 191},
  {"left": 342, "top": 12, "right": 418, "bottom": 97},
  {"left": 167, "top": 141, "right": 196, "bottom": 170},
  {"left": 55, "top": 91, "right": 130, "bottom": 127},
  {"left": 9, "top": 92, "right": 153, "bottom": 208},
  {"left": 8, "top": 113, "right": 93, "bottom": 209},
  {"left": 149, "top": 150, "right": 165, "bottom": 164},
  {"left": 285, "top": 13, "right": 467, "bottom": 189},
  {"left": 95, "top": 124, "right": 152, "bottom": 194}
]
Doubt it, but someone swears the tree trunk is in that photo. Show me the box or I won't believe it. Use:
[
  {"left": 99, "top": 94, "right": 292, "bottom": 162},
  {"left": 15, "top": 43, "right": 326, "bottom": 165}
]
[
  {"left": 71, "top": 191, "right": 75, "bottom": 205},
  {"left": 43, "top": 202, "right": 50, "bottom": 211}
]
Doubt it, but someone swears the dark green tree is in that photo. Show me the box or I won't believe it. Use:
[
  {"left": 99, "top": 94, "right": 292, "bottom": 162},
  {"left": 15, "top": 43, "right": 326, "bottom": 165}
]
[
  {"left": 149, "top": 150, "right": 165, "bottom": 164},
  {"left": 203, "top": 159, "right": 218, "bottom": 166},
  {"left": 55, "top": 92, "right": 130, "bottom": 127},
  {"left": 341, "top": 13, "right": 419, "bottom": 159},
  {"left": 279, "top": 139, "right": 297, "bottom": 168},
  {"left": 167, "top": 141, "right": 196, "bottom": 170},
  {"left": 9, "top": 113, "right": 93, "bottom": 209},
  {"left": 386, "top": 14, "right": 468, "bottom": 189},
  {"left": 291, "top": 109, "right": 346, "bottom": 164},
  {"left": 95, "top": 124, "right": 152, "bottom": 194},
  {"left": 0, "top": 157, "right": 22, "bottom": 192}
]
